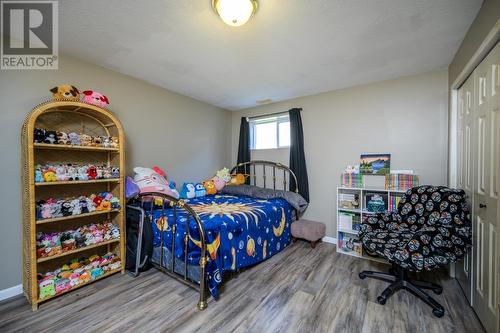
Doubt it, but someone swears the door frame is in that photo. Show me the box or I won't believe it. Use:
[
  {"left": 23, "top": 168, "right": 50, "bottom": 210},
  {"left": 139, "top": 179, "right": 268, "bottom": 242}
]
[{"left": 448, "top": 21, "right": 500, "bottom": 308}]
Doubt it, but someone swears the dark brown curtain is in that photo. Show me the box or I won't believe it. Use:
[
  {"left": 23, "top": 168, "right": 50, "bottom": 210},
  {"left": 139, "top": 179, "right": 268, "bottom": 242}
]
[{"left": 289, "top": 108, "right": 309, "bottom": 202}]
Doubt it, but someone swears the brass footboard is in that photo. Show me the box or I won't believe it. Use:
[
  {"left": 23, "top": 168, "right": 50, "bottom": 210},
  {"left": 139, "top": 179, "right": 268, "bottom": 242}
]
[{"left": 132, "top": 192, "right": 208, "bottom": 310}]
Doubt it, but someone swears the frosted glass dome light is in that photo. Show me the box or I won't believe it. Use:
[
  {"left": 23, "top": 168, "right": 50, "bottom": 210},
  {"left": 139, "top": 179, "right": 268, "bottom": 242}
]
[{"left": 212, "top": 0, "right": 258, "bottom": 27}]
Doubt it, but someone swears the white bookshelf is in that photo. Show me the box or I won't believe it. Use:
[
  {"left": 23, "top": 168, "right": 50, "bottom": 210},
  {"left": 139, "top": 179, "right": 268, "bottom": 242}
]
[{"left": 336, "top": 186, "right": 406, "bottom": 263}]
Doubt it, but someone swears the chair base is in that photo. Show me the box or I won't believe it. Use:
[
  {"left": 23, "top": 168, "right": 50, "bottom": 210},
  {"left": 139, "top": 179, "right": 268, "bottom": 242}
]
[{"left": 359, "top": 264, "right": 445, "bottom": 318}]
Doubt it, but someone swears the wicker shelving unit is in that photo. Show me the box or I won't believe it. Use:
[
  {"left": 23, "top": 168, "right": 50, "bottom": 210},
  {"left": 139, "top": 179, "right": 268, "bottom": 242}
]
[{"left": 21, "top": 100, "right": 125, "bottom": 310}]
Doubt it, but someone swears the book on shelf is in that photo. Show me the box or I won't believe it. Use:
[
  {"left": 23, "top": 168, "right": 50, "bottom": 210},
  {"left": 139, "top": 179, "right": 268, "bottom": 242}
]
[
  {"left": 340, "top": 173, "right": 363, "bottom": 188},
  {"left": 386, "top": 174, "right": 419, "bottom": 191},
  {"left": 388, "top": 195, "right": 402, "bottom": 212}
]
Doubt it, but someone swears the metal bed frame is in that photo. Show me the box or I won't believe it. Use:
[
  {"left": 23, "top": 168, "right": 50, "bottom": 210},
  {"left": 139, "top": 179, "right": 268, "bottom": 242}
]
[{"left": 126, "top": 161, "right": 299, "bottom": 310}]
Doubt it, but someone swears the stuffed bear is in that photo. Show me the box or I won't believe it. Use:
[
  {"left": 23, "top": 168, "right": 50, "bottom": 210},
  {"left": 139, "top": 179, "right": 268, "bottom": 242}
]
[
  {"left": 55, "top": 165, "right": 68, "bottom": 181},
  {"left": 44, "top": 130, "right": 58, "bottom": 144},
  {"left": 110, "top": 136, "right": 119, "bottom": 148},
  {"left": 180, "top": 183, "right": 196, "bottom": 199},
  {"left": 80, "top": 134, "right": 93, "bottom": 146},
  {"left": 82, "top": 90, "right": 110, "bottom": 108},
  {"left": 202, "top": 179, "right": 217, "bottom": 195},
  {"left": 50, "top": 85, "right": 80, "bottom": 101},
  {"left": 68, "top": 132, "right": 80, "bottom": 145},
  {"left": 57, "top": 131, "right": 69, "bottom": 145},
  {"left": 87, "top": 165, "right": 97, "bottom": 180},
  {"left": 34, "top": 128, "right": 46, "bottom": 143},
  {"left": 195, "top": 183, "right": 206, "bottom": 197}
]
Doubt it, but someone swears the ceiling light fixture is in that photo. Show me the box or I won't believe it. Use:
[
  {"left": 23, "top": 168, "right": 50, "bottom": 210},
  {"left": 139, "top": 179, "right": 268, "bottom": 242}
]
[{"left": 212, "top": 0, "right": 258, "bottom": 27}]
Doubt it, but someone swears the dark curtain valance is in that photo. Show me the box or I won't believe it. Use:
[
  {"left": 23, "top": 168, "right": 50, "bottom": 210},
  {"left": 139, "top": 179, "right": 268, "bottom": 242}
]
[{"left": 289, "top": 108, "right": 309, "bottom": 202}]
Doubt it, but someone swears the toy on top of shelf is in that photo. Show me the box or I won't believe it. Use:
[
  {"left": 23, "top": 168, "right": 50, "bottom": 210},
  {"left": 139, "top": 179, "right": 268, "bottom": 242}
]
[
  {"left": 80, "top": 134, "right": 93, "bottom": 146},
  {"left": 68, "top": 132, "right": 80, "bottom": 145},
  {"left": 57, "top": 131, "right": 69, "bottom": 145},
  {"left": 55, "top": 165, "right": 68, "bottom": 181},
  {"left": 194, "top": 183, "right": 206, "bottom": 197},
  {"left": 82, "top": 90, "right": 110, "bottom": 108},
  {"left": 110, "top": 136, "right": 119, "bottom": 148},
  {"left": 50, "top": 85, "right": 80, "bottom": 101},
  {"left": 34, "top": 128, "right": 46, "bottom": 143},
  {"left": 101, "top": 136, "right": 111, "bottom": 148},
  {"left": 44, "top": 130, "right": 57, "bottom": 144},
  {"left": 111, "top": 167, "right": 120, "bottom": 179},
  {"left": 43, "top": 168, "right": 57, "bottom": 182},
  {"left": 202, "top": 179, "right": 217, "bottom": 195}
]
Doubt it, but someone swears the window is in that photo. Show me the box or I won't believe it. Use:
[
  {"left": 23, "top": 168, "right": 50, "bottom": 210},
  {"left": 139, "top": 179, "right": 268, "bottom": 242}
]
[{"left": 250, "top": 114, "right": 290, "bottom": 149}]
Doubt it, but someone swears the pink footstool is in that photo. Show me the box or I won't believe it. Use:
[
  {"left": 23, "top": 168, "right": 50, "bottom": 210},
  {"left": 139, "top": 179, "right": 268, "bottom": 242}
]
[{"left": 291, "top": 219, "right": 326, "bottom": 248}]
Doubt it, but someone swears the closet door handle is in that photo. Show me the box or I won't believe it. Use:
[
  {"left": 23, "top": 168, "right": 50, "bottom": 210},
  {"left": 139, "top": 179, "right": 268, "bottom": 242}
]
[{"left": 479, "top": 203, "right": 487, "bottom": 208}]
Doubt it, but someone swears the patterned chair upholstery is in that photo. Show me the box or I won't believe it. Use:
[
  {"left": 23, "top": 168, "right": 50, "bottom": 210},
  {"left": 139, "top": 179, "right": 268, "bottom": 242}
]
[
  {"left": 358, "top": 185, "right": 472, "bottom": 317},
  {"left": 360, "top": 186, "right": 471, "bottom": 271}
]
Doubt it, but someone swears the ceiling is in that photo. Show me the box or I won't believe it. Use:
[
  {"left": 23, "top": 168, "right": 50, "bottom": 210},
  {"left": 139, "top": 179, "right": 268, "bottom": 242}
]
[{"left": 60, "top": 0, "right": 482, "bottom": 110}]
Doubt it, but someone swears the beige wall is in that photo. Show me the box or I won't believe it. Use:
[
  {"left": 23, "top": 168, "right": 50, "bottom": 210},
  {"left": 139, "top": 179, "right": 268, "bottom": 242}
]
[
  {"left": 449, "top": 0, "right": 500, "bottom": 85},
  {"left": 0, "top": 55, "right": 231, "bottom": 290},
  {"left": 231, "top": 70, "right": 449, "bottom": 237}
]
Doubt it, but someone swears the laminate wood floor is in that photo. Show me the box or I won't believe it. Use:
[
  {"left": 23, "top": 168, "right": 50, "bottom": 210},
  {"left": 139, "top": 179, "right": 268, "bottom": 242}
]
[{"left": 0, "top": 241, "right": 484, "bottom": 333}]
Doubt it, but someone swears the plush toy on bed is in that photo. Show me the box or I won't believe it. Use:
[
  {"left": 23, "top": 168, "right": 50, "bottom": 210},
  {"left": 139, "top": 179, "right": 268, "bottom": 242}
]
[
  {"left": 133, "top": 166, "right": 179, "bottom": 199},
  {"left": 82, "top": 90, "right": 110, "bottom": 108},
  {"left": 202, "top": 179, "right": 217, "bottom": 195},
  {"left": 180, "top": 183, "right": 196, "bottom": 199},
  {"left": 50, "top": 85, "right": 80, "bottom": 101},
  {"left": 229, "top": 173, "right": 247, "bottom": 185},
  {"left": 194, "top": 183, "right": 206, "bottom": 197}
]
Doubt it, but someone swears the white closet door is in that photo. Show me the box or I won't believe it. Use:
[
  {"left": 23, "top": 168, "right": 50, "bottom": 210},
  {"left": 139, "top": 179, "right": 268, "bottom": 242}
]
[
  {"left": 473, "top": 41, "right": 499, "bottom": 333},
  {"left": 456, "top": 73, "right": 475, "bottom": 303}
]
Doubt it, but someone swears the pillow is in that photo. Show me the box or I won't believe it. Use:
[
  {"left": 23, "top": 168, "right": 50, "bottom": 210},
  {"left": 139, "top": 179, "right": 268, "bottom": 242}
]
[{"left": 220, "top": 184, "right": 259, "bottom": 196}]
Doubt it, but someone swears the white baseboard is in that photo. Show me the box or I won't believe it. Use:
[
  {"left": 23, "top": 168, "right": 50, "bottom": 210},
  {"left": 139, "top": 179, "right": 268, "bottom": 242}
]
[
  {"left": 0, "top": 284, "right": 22, "bottom": 302},
  {"left": 322, "top": 236, "right": 337, "bottom": 245}
]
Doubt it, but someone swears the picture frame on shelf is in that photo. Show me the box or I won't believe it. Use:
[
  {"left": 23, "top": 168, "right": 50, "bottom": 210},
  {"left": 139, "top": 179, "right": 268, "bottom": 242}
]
[{"left": 360, "top": 153, "right": 391, "bottom": 175}]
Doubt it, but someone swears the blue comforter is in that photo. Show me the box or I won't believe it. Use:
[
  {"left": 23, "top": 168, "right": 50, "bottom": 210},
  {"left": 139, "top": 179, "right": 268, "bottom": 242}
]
[{"left": 148, "top": 194, "right": 293, "bottom": 297}]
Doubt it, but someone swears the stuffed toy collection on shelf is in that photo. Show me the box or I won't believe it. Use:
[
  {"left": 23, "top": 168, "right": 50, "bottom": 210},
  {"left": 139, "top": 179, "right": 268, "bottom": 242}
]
[
  {"left": 35, "top": 163, "right": 119, "bottom": 183},
  {"left": 37, "top": 252, "right": 122, "bottom": 300},
  {"left": 126, "top": 166, "right": 249, "bottom": 200},
  {"left": 36, "top": 221, "right": 120, "bottom": 258},
  {"left": 50, "top": 84, "right": 110, "bottom": 108},
  {"left": 34, "top": 127, "right": 119, "bottom": 149},
  {"left": 36, "top": 192, "right": 120, "bottom": 220}
]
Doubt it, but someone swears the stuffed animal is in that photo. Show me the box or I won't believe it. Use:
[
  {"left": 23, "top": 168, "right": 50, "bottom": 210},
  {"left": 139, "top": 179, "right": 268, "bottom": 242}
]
[
  {"left": 111, "top": 167, "right": 120, "bottom": 178},
  {"left": 229, "top": 173, "right": 247, "bottom": 185},
  {"left": 68, "top": 132, "right": 80, "bottom": 145},
  {"left": 34, "top": 128, "right": 46, "bottom": 143},
  {"left": 55, "top": 165, "right": 68, "bottom": 181},
  {"left": 70, "top": 199, "right": 81, "bottom": 215},
  {"left": 93, "top": 136, "right": 102, "bottom": 146},
  {"left": 103, "top": 166, "right": 112, "bottom": 179},
  {"left": 110, "top": 197, "right": 120, "bottom": 209},
  {"left": 180, "top": 183, "right": 196, "bottom": 199},
  {"left": 202, "top": 179, "right": 217, "bottom": 195},
  {"left": 87, "top": 165, "right": 97, "bottom": 180},
  {"left": 77, "top": 166, "right": 88, "bottom": 180},
  {"left": 213, "top": 176, "right": 226, "bottom": 191},
  {"left": 50, "top": 85, "right": 80, "bottom": 101},
  {"left": 82, "top": 90, "right": 110, "bottom": 108},
  {"left": 133, "top": 166, "right": 179, "bottom": 199},
  {"left": 101, "top": 136, "right": 111, "bottom": 148},
  {"left": 44, "top": 130, "right": 58, "bottom": 144},
  {"left": 216, "top": 167, "right": 231, "bottom": 183},
  {"left": 39, "top": 279, "right": 56, "bottom": 299},
  {"left": 96, "top": 165, "right": 104, "bottom": 179},
  {"left": 110, "top": 136, "right": 119, "bottom": 148},
  {"left": 43, "top": 169, "right": 57, "bottom": 182},
  {"left": 35, "top": 165, "right": 44, "bottom": 183},
  {"left": 66, "top": 165, "right": 78, "bottom": 181},
  {"left": 195, "top": 183, "right": 206, "bottom": 197},
  {"left": 57, "top": 131, "right": 69, "bottom": 145},
  {"left": 80, "top": 134, "right": 93, "bottom": 146}
]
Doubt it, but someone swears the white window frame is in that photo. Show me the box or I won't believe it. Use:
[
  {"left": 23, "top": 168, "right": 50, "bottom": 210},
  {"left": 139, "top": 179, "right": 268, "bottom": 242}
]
[{"left": 250, "top": 114, "right": 290, "bottom": 150}]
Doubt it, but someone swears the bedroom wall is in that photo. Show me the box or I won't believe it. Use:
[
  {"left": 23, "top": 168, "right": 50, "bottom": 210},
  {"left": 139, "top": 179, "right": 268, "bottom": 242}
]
[
  {"left": 230, "top": 70, "right": 449, "bottom": 238},
  {"left": 0, "top": 55, "right": 231, "bottom": 291}
]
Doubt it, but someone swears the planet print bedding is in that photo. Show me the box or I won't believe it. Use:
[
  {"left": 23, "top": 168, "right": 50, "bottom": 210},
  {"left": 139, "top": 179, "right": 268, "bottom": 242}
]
[{"left": 147, "top": 194, "right": 295, "bottom": 297}]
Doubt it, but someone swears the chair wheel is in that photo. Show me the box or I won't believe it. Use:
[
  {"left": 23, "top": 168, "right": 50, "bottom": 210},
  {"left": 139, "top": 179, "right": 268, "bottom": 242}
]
[
  {"left": 432, "top": 308, "right": 445, "bottom": 318},
  {"left": 433, "top": 287, "right": 443, "bottom": 295},
  {"left": 377, "top": 296, "right": 386, "bottom": 305},
  {"left": 359, "top": 272, "right": 366, "bottom": 279}
]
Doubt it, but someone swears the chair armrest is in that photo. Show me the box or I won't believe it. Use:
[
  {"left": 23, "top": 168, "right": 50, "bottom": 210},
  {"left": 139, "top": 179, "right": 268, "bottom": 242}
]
[{"left": 360, "top": 211, "right": 401, "bottom": 233}]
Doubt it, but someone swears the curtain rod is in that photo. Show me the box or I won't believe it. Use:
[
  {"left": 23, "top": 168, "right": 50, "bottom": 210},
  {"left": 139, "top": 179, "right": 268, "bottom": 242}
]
[{"left": 246, "top": 108, "right": 301, "bottom": 121}]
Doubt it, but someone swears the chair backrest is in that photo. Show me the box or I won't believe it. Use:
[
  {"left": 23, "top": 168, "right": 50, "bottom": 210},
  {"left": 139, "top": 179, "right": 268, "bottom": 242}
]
[{"left": 397, "top": 185, "right": 470, "bottom": 233}]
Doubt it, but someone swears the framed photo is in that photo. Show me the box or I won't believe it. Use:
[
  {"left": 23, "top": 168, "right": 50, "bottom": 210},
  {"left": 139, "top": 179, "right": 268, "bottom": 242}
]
[{"left": 360, "top": 153, "right": 391, "bottom": 175}]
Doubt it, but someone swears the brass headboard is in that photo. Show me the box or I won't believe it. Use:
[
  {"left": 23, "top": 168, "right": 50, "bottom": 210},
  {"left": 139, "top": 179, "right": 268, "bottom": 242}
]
[{"left": 230, "top": 160, "right": 299, "bottom": 193}]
